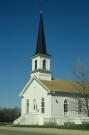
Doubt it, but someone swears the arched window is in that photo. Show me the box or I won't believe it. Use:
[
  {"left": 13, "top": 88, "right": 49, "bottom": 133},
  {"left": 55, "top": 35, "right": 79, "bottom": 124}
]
[
  {"left": 33, "top": 99, "right": 37, "bottom": 110},
  {"left": 35, "top": 60, "right": 37, "bottom": 70},
  {"left": 64, "top": 99, "right": 68, "bottom": 116},
  {"left": 41, "top": 97, "right": 45, "bottom": 113},
  {"left": 43, "top": 59, "right": 46, "bottom": 70},
  {"left": 78, "top": 99, "right": 82, "bottom": 114},
  {"left": 26, "top": 99, "right": 29, "bottom": 113}
]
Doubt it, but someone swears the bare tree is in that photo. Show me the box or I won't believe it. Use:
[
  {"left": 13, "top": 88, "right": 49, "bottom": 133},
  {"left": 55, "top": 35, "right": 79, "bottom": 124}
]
[{"left": 73, "top": 59, "right": 89, "bottom": 116}]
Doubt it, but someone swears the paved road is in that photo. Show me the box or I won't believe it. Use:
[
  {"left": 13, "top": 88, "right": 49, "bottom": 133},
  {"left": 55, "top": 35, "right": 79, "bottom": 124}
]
[{"left": 0, "top": 126, "right": 89, "bottom": 135}]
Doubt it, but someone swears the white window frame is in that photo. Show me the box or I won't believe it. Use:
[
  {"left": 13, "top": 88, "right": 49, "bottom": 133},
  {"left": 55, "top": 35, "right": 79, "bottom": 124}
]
[
  {"left": 64, "top": 99, "right": 69, "bottom": 116},
  {"left": 41, "top": 97, "right": 45, "bottom": 113}
]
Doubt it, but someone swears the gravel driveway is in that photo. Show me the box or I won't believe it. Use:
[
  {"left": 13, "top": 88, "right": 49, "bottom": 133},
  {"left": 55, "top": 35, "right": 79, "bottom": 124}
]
[{"left": 0, "top": 126, "right": 89, "bottom": 135}]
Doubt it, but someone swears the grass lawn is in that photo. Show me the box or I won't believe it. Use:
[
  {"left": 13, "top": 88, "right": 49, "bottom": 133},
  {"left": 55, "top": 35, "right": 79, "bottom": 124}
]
[
  {"left": 12, "top": 123, "right": 89, "bottom": 130},
  {"left": 0, "top": 122, "right": 89, "bottom": 130},
  {"left": 0, "top": 122, "right": 12, "bottom": 126}
]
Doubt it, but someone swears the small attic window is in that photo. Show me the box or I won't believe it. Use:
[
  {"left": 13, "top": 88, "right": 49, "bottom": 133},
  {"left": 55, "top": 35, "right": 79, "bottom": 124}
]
[{"left": 56, "top": 99, "right": 58, "bottom": 104}]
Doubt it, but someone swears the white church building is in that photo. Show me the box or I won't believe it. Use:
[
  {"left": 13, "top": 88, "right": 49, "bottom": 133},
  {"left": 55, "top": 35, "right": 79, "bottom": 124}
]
[{"left": 14, "top": 12, "right": 89, "bottom": 125}]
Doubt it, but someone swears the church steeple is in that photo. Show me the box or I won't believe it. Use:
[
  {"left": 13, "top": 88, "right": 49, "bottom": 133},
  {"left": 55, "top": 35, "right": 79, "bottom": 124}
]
[
  {"left": 35, "top": 11, "right": 47, "bottom": 55},
  {"left": 31, "top": 12, "right": 52, "bottom": 80}
]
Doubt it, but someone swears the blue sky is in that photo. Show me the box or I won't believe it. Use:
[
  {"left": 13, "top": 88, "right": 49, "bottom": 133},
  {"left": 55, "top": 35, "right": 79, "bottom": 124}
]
[{"left": 0, "top": 0, "right": 89, "bottom": 108}]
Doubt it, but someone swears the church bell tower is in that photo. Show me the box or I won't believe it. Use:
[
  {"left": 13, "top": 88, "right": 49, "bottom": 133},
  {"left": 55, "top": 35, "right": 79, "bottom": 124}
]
[{"left": 31, "top": 12, "right": 52, "bottom": 80}]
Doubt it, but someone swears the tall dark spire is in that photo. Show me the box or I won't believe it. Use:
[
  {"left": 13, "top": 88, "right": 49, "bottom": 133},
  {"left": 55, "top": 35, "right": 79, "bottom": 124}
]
[{"left": 35, "top": 11, "right": 47, "bottom": 55}]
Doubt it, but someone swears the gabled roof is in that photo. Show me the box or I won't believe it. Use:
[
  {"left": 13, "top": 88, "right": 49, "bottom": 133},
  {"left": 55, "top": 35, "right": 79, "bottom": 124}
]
[
  {"left": 19, "top": 76, "right": 50, "bottom": 97},
  {"left": 41, "top": 78, "right": 89, "bottom": 94},
  {"left": 19, "top": 77, "right": 89, "bottom": 97}
]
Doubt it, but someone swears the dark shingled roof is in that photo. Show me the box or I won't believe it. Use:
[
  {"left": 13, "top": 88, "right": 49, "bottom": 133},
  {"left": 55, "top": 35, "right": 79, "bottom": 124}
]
[{"left": 35, "top": 12, "right": 47, "bottom": 55}]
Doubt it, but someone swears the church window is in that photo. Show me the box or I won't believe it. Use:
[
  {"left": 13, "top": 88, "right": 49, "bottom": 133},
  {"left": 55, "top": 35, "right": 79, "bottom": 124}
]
[
  {"left": 43, "top": 59, "right": 46, "bottom": 70},
  {"left": 34, "top": 105, "right": 35, "bottom": 110},
  {"left": 78, "top": 99, "right": 82, "bottom": 114},
  {"left": 64, "top": 99, "right": 68, "bottom": 116},
  {"left": 36, "top": 105, "right": 37, "bottom": 110},
  {"left": 33, "top": 99, "right": 37, "bottom": 110},
  {"left": 35, "top": 60, "right": 37, "bottom": 70},
  {"left": 26, "top": 99, "right": 29, "bottom": 113},
  {"left": 41, "top": 97, "right": 45, "bottom": 113}
]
